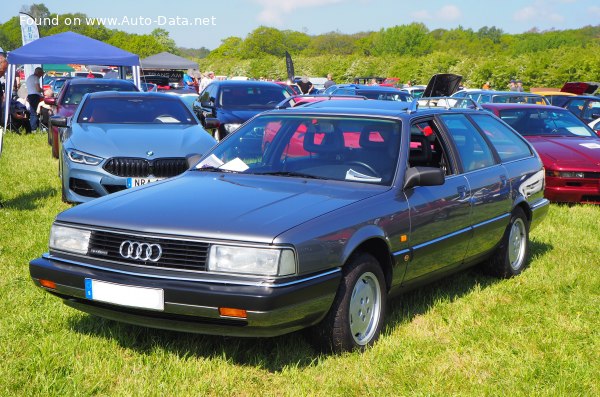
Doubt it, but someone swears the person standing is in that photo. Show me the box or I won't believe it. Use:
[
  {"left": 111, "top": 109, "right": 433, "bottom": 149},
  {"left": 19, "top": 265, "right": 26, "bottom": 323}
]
[
  {"left": 324, "top": 73, "right": 335, "bottom": 89},
  {"left": 297, "top": 76, "right": 313, "bottom": 94},
  {"left": 198, "top": 71, "right": 215, "bottom": 93},
  {"left": 516, "top": 80, "right": 524, "bottom": 92},
  {"left": 508, "top": 79, "right": 518, "bottom": 91},
  {"left": 0, "top": 49, "right": 8, "bottom": 123},
  {"left": 26, "top": 67, "right": 44, "bottom": 132}
]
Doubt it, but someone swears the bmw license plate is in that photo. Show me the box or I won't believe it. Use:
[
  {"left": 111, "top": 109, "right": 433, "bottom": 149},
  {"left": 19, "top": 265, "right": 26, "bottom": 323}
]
[
  {"left": 84, "top": 278, "right": 164, "bottom": 311},
  {"left": 126, "top": 177, "right": 164, "bottom": 188}
]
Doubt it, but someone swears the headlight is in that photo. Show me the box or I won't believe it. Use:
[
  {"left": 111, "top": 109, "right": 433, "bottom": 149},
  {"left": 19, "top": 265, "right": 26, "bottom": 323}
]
[
  {"left": 547, "top": 170, "right": 585, "bottom": 178},
  {"left": 49, "top": 224, "right": 91, "bottom": 255},
  {"left": 223, "top": 123, "right": 241, "bottom": 133},
  {"left": 67, "top": 149, "right": 103, "bottom": 165},
  {"left": 208, "top": 245, "right": 296, "bottom": 276}
]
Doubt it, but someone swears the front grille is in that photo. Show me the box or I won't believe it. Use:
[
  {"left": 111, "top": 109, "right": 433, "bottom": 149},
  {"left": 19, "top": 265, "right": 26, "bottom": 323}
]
[
  {"left": 103, "top": 157, "right": 188, "bottom": 177},
  {"left": 88, "top": 230, "right": 210, "bottom": 272},
  {"left": 70, "top": 178, "right": 100, "bottom": 198}
]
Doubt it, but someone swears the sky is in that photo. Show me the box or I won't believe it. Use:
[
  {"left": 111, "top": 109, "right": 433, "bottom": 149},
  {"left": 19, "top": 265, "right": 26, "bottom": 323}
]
[{"left": 1, "top": 0, "right": 599, "bottom": 50}]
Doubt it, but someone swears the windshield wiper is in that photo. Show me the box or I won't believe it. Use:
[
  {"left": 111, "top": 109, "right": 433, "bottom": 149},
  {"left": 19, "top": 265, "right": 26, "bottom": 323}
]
[
  {"left": 255, "top": 171, "right": 328, "bottom": 179},
  {"left": 195, "top": 166, "right": 236, "bottom": 173}
]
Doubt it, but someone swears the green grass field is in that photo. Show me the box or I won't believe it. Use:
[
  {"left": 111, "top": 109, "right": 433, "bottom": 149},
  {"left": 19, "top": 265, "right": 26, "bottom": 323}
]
[{"left": 0, "top": 132, "right": 598, "bottom": 396}]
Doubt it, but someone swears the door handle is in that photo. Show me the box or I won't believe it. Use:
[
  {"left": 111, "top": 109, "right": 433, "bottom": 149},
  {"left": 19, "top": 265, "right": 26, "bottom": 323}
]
[{"left": 457, "top": 185, "right": 469, "bottom": 201}]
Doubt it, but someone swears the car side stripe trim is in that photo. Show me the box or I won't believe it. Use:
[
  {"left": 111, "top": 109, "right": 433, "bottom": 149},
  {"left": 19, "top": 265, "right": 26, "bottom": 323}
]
[
  {"left": 531, "top": 198, "right": 550, "bottom": 211},
  {"left": 472, "top": 213, "right": 510, "bottom": 229},
  {"left": 392, "top": 248, "right": 411, "bottom": 257},
  {"left": 412, "top": 227, "right": 472, "bottom": 250},
  {"left": 41, "top": 253, "right": 341, "bottom": 288}
]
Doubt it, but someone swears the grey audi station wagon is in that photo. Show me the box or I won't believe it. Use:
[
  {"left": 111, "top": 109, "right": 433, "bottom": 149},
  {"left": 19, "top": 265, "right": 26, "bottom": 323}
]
[{"left": 30, "top": 98, "right": 550, "bottom": 352}]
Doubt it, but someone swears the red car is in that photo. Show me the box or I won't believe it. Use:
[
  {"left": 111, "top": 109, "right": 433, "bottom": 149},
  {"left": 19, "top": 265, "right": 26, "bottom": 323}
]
[
  {"left": 45, "top": 79, "right": 138, "bottom": 158},
  {"left": 483, "top": 103, "right": 600, "bottom": 204}
]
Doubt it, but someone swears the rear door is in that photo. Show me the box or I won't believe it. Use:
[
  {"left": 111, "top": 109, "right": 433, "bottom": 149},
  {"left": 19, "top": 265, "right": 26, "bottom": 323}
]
[{"left": 438, "top": 113, "right": 512, "bottom": 261}]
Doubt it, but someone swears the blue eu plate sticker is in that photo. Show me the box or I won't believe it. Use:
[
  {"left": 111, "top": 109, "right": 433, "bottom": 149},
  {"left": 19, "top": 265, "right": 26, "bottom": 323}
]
[
  {"left": 85, "top": 278, "right": 93, "bottom": 299},
  {"left": 126, "top": 178, "right": 133, "bottom": 189}
]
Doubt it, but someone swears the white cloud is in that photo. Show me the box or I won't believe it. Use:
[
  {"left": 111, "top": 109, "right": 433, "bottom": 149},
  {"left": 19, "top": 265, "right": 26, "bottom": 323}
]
[
  {"left": 410, "top": 4, "right": 462, "bottom": 22},
  {"left": 254, "top": 0, "right": 343, "bottom": 25},
  {"left": 514, "top": 1, "right": 565, "bottom": 23},
  {"left": 590, "top": 6, "right": 600, "bottom": 17}
]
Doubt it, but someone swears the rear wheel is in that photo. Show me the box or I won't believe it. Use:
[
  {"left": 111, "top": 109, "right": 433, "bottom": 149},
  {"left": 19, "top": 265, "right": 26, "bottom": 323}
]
[
  {"left": 485, "top": 207, "right": 530, "bottom": 278},
  {"left": 311, "top": 252, "right": 386, "bottom": 353}
]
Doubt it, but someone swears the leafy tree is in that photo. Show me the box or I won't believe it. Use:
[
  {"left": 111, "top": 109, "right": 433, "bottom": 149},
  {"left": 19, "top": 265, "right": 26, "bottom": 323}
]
[
  {"left": 304, "top": 31, "right": 356, "bottom": 56},
  {"left": 240, "top": 26, "right": 286, "bottom": 58},
  {"left": 208, "top": 36, "right": 243, "bottom": 58},
  {"left": 374, "top": 23, "right": 433, "bottom": 56},
  {"left": 20, "top": 3, "right": 50, "bottom": 19},
  {"left": 151, "top": 28, "right": 179, "bottom": 55}
]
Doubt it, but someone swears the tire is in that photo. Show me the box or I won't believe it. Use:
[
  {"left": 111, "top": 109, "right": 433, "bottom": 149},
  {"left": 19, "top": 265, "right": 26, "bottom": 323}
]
[
  {"left": 311, "top": 252, "right": 386, "bottom": 353},
  {"left": 485, "top": 207, "right": 530, "bottom": 278}
]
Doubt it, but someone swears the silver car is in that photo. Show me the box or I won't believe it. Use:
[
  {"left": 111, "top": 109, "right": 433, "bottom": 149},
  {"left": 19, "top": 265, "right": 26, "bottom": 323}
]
[{"left": 53, "top": 92, "right": 216, "bottom": 203}]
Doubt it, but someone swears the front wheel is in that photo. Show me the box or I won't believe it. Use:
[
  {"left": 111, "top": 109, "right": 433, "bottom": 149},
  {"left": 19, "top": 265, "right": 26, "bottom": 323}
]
[
  {"left": 485, "top": 207, "right": 530, "bottom": 278},
  {"left": 311, "top": 252, "right": 386, "bottom": 353}
]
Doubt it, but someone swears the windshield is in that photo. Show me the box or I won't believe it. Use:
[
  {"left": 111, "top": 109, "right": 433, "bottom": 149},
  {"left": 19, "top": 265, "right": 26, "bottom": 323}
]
[
  {"left": 498, "top": 108, "right": 596, "bottom": 137},
  {"left": 195, "top": 114, "right": 402, "bottom": 185},
  {"left": 61, "top": 82, "right": 138, "bottom": 105},
  {"left": 219, "top": 85, "right": 290, "bottom": 108},
  {"left": 77, "top": 97, "right": 196, "bottom": 124},
  {"left": 492, "top": 94, "right": 548, "bottom": 105}
]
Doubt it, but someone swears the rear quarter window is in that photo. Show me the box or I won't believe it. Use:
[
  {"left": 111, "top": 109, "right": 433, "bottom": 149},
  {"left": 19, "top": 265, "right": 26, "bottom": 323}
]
[{"left": 470, "top": 114, "right": 532, "bottom": 162}]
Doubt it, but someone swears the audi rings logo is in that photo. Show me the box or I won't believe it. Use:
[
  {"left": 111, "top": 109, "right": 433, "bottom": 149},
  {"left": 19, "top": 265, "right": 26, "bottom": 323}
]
[{"left": 119, "top": 241, "right": 162, "bottom": 262}]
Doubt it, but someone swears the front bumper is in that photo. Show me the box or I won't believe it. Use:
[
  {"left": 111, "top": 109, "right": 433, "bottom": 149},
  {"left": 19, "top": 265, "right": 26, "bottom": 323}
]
[
  {"left": 30, "top": 254, "right": 341, "bottom": 337},
  {"left": 545, "top": 176, "right": 600, "bottom": 204}
]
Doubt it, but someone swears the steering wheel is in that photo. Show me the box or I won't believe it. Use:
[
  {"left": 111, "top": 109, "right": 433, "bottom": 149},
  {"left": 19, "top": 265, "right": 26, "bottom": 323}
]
[{"left": 346, "top": 161, "right": 381, "bottom": 177}]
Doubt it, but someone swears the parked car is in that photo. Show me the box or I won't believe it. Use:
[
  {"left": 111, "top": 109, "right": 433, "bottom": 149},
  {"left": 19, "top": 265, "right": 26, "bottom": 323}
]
[
  {"left": 30, "top": 98, "right": 549, "bottom": 353},
  {"left": 45, "top": 79, "right": 139, "bottom": 158},
  {"left": 322, "top": 84, "right": 413, "bottom": 101},
  {"left": 559, "top": 96, "right": 600, "bottom": 125},
  {"left": 453, "top": 90, "right": 550, "bottom": 105},
  {"left": 483, "top": 103, "right": 600, "bottom": 204},
  {"left": 399, "top": 85, "right": 427, "bottom": 99},
  {"left": 48, "top": 76, "right": 75, "bottom": 96},
  {"left": 193, "top": 80, "right": 291, "bottom": 140},
  {"left": 51, "top": 92, "right": 216, "bottom": 203}
]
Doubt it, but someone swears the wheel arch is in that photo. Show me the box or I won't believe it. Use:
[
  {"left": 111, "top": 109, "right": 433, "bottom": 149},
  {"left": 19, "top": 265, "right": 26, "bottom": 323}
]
[{"left": 342, "top": 228, "right": 393, "bottom": 292}]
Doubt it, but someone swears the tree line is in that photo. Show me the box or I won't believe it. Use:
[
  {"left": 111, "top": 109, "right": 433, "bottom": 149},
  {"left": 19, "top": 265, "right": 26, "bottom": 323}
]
[{"left": 1, "top": 4, "right": 598, "bottom": 89}]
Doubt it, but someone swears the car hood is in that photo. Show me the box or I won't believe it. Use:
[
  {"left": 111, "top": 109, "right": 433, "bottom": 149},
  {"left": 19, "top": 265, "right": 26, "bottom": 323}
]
[
  {"left": 56, "top": 173, "right": 385, "bottom": 243},
  {"left": 68, "top": 123, "right": 215, "bottom": 158},
  {"left": 526, "top": 136, "right": 600, "bottom": 168},
  {"left": 560, "top": 82, "right": 600, "bottom": 95},
  {"left": 423, "top": 74, "right": 462, "bottom": 98}
]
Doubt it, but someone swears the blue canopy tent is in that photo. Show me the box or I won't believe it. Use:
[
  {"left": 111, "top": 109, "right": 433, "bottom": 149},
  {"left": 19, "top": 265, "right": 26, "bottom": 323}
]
[{"left": 2, "top": 31, "right": 141, "bottom": 156}]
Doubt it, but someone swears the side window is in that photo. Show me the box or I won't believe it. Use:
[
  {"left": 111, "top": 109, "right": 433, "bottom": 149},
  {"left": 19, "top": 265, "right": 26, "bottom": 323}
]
[
  {"left": 409, "top": 119, "right": 455, "bottom": 176},
  {"left": 469, "top": 114, "right": 532, "bottom": 162},
  {"left": 439, "top": 114, "right": 496, "bottom": 173},
  {"left": 566, "top": 99, "right": 586, "bottom": 115}
]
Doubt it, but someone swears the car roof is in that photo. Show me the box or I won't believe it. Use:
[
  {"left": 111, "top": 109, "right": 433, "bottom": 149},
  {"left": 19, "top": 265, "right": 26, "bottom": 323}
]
[
  {"left": 67, "top": 78, "right": 136, "bottom": 86},
  {"left": 481, "top": 103, "right": 567, "bottom": 111},
  {"left": 210, "top": 80, "right": 283, "bottom": 87},
  {"left": 85, "top": 91, "right": 182, "bottom": 100},
  {"left": 268, "top": 99, "right": 482, "bottom": 119}
]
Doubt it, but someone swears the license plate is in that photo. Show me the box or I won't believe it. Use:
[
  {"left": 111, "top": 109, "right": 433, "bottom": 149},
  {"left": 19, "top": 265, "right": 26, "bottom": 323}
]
[
  {"left": 126, "top": 177, "right": 164, "bottom": 188},
  {"left": 85, "top": 278, "right": 164, "bottom": 311}
]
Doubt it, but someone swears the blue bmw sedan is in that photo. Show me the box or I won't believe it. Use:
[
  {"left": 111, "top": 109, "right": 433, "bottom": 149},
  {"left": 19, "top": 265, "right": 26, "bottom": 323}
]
[
  {"left": 53, "top": 92, "right": 217, "bottom": 203},
  {"left": 32, "top": 99, "right": 549, "bottom": 352}
]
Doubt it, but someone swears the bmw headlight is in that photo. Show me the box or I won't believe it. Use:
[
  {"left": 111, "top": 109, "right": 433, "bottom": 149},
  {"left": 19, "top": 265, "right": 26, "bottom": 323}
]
[
  {"left": 208, "top": 245, "right": 296, "bottom": 276},
  {"left": 49, "top": 224, "right": 91, "bottom": 255},
  {"left": 223, "top": 123, "right": 241, "bottom": 133},
  {"left": 67, "top": 149, "right": 103, "bottom": 166}
]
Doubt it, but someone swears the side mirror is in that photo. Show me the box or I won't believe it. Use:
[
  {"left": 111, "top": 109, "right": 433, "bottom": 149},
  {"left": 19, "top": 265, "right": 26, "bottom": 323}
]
[
  {"left": 201, "top": 97, "right": 216, "bottom": 108},
  {"left": 204, "top": 118, "right": 220, "bottom": 129},
  {"left": 44, "top": 97, "right": 56, "bottom": 105},
  {"left": 404, "top": 166, "right": 445, "bottom": 190},
  {"left": 50, "top": 115, "right": 68, "bottom": 128}
]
